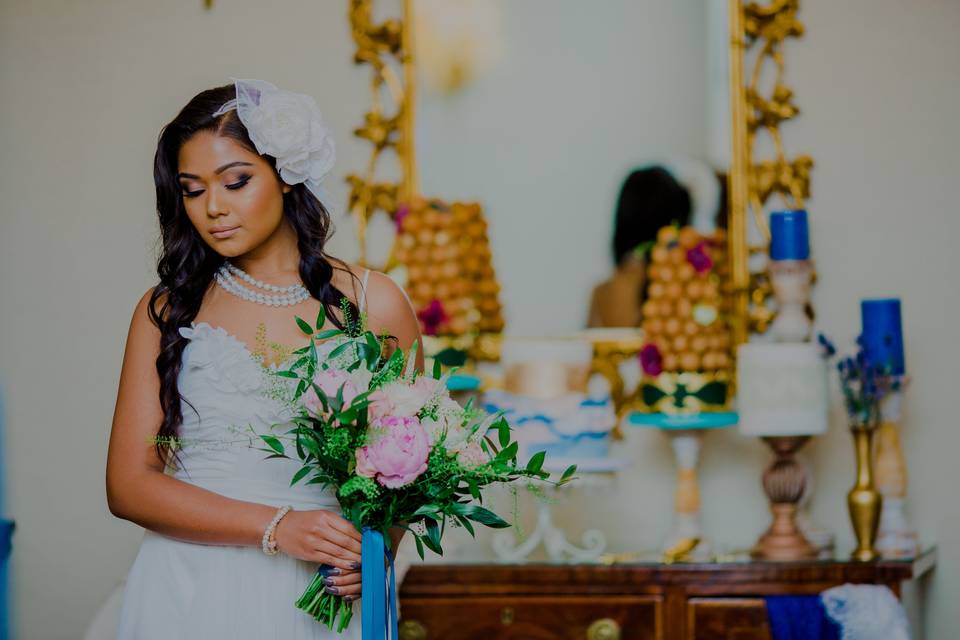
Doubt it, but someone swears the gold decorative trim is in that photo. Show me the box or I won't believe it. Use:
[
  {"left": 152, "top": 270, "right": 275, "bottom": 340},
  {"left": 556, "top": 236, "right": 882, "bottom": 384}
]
[
  {"left": 728, "top": 0, "right": 811, "bottom": 343},
  {"left": 346, "top": 0, "right": 418, "bottom": 267}
]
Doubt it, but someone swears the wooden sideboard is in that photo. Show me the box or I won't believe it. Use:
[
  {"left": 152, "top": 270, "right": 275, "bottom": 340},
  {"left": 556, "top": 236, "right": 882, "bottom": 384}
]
[{"left": 398, "top": 549, "right": 936, "bottom": 640}]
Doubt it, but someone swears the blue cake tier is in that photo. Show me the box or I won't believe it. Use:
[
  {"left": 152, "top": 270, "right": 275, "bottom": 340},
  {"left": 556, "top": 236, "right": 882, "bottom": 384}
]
[{"left": 627, "top": 411, "right": 739, "bottom": 430}]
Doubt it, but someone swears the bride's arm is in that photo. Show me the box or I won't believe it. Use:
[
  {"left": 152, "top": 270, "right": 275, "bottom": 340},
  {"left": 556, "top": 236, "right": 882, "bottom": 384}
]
[
  {"left": 106, "top": 289, "right": 276, "bottom": 546},
  {"left": 106, "top": 290, "right": 362, "bottom": 572}
]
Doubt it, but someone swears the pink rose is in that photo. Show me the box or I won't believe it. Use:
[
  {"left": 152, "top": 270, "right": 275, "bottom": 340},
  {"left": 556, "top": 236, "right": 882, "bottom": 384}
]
[
  {"left": 303, "top": 367, "right": 369, "bottom": 418},
  {"left": 355, "top": 416, "right": 431, "bottom": 488}
]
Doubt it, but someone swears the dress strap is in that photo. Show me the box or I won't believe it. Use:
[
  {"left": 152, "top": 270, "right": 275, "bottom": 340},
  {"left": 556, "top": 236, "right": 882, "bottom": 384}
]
[{"left": 359, "top": 269, "right": 371, "bottom": 314}]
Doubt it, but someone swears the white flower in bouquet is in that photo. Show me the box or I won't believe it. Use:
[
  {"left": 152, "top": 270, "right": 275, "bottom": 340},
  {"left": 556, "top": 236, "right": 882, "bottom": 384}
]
[{"left": 370, "top": 377, "right": 438, "bottom": 419}]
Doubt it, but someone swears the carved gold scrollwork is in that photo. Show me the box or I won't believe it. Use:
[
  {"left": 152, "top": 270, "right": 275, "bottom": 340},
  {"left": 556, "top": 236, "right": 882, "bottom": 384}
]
[
  {"left": 728, "top": 0, "right": 811, "bottom": 344},
  {"left": 744, "top": 0, "right": 811, "bottom": 239},
  {"left": 347, "top": 0, "right": 417, "bottom": 267}
]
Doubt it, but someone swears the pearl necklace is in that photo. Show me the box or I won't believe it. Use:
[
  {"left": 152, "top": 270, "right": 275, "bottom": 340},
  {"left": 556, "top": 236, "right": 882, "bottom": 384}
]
[{"left": 214, "top": 262, "right": 310, "bottom": 307}]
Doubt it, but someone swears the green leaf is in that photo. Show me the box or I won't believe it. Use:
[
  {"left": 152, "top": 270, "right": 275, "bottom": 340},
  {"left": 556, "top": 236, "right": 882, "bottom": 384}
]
[
  {"left": 559, "top": 464, "right": 578, "bottom": 484},
  {"left": 273, "top": 370, "right": 300, "bottom": 379},
  {"left": 328, "top": 341, "right": 355, "bottom": 360},
  {"left": 296, "top": 316, "right": 313, "bottom": 336},
  {"left": 432, "top": 357, "right": 443, "bottom": 380},
  {"left": 423, "top": 518, "right": 443, "bottom": 555},
  {"left": 414, "top": 535, "right": 425, "bottom": 560},
  {"left": 260, "top": 435, "right": 285, "bottom": 455},
  {"left": 365, "top": 332, "right": 382, "bottom": 368},
  {"left": 463, "top": 505, "right": 510, "bottom": 529},
  {"left": 497, "top": 419, "right": 510, "bottom": 448},
  {"left": 526, "top": 451, "right": 546, "bottom": 474},
  {"left": 458, "top": 479, "right": 480, "bottom": 501},
  {"left": 454, "top": 514, "right": 476, "bottom": 537},
  {"left": 315, "top": 328, "right": 342, "bottom": 340},
  {"left": 413, "top": 505, "right": 442, "bottom": 520},
  {"left": 315, "top": 304, "right": 326, "bottom": 330},
  {"left": 290, "top": 465, "right": 312, "bottom": 487},
  {"left": 497, "top": 441, "right": 518, "bottom": 462}
]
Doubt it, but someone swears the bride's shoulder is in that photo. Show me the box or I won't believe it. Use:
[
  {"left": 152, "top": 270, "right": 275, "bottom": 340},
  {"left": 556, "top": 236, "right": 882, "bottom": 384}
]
[
  {"left": 121, "top": 287, "right": 165, "bottom": 361},
  {"left": 328, "top": 260, "right": 409, "bottom": 308},
  {"left": 328, "top": 259, "right": 418, "bottom": 340},
  {"left": 131, "top": 286, "right": 165, "bottom": 328}
]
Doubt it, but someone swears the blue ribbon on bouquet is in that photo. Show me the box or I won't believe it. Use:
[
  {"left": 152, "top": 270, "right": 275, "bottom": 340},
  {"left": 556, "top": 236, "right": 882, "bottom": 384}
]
[{"left": 360, "top": 528, "right": 398, "bottom": 640}]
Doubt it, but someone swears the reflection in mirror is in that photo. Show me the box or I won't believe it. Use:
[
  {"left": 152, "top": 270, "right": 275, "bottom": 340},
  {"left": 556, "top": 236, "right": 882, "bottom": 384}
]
[{"left": 413, "top": 0, "right": 729, "bottom": 336}]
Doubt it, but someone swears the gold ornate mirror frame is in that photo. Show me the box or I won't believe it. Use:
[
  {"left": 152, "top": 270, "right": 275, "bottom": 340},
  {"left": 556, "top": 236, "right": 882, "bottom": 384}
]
[
  {"left": 727, "top": 0, "right": 811, "bottom": 347},
  {"left": 346, "top": 0, "right": 811, "bottom": 360}
]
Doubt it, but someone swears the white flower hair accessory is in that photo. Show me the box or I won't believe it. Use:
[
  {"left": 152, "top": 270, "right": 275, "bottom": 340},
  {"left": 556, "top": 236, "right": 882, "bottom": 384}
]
[{"left": 212, "top": 78, "right": 335, "bottom": 204}]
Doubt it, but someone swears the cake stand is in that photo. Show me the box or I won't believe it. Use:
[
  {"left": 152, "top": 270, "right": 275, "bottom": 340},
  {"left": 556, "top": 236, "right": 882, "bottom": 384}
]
[
  {"left": 491, "top": 457, "right": 631, "bottom": 564},
  {"left": 627, "top": 412, "right": 738, "bottom": 561}
]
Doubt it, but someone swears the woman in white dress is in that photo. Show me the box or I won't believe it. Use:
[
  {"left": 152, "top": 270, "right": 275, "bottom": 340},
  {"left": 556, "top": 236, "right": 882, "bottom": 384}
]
[{"left": 106, "top": 80, "right": 422, "bottom": 639}]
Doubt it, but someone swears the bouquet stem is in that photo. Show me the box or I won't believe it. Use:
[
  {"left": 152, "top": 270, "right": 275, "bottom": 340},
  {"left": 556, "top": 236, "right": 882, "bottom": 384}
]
[{"left": 296, "top": 566, "right": 354, "bottom": 632}]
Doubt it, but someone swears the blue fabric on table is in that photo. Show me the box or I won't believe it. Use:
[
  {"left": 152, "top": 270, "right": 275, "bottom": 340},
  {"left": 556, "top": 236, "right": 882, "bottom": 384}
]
[{"left": 765, "top": 596, "right": 841, "bottom": 640}]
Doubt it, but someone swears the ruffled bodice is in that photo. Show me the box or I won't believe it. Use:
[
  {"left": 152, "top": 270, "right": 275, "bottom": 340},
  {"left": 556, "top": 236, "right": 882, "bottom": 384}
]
[{"left": 170, "top": 321, "right": 343, "bottom": 511}]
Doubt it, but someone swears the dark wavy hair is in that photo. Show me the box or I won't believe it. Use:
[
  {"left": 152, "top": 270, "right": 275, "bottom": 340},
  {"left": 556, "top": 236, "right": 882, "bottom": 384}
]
[
  {"left": 612, "top": 167, "right": 691, "bottom": 265},
  {"left": 149, "top": 83, "right": 358, "bottom": 468}
]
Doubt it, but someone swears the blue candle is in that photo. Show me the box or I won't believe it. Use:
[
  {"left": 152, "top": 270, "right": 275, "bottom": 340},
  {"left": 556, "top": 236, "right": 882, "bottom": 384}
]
[
  {"left": 769, "top": 209, "right": 810, "bottom": 261},
  {"left": 861, "top": 298, "right": 905, "bottom": 375}
]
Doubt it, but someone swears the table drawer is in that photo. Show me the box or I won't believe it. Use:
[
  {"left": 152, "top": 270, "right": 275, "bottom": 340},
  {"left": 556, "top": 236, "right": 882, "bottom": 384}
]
[
  {"left": 686, "top": 598, "right": 771, "bottom": 640},
  {"left": 399, "top": 595, "right": 662, "bottom": 640}
]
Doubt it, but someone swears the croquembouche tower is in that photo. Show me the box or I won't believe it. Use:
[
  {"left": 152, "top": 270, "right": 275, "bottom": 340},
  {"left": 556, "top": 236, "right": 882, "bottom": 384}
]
[
  {"left": 393, "top": 199, "right": 504, "bottom": 343},
  {"left": 629, "top": 224, "right": 737, "bottom": 561}
]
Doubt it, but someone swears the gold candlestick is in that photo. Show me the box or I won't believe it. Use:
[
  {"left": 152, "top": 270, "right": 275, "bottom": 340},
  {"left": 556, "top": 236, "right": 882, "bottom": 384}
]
[{"left": 848, "top": 426, "right": 882, "bottom": 562}]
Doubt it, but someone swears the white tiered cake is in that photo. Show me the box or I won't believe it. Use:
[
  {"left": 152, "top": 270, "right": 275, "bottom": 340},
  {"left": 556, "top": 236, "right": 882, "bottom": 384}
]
[{"left": 482, "top": 337, "right": 619, "bottom": 470}]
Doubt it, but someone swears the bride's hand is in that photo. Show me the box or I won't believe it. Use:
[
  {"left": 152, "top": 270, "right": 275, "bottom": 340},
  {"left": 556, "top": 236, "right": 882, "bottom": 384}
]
[{"left": 273, "top": 509, "right": 362, "bottom": 572}]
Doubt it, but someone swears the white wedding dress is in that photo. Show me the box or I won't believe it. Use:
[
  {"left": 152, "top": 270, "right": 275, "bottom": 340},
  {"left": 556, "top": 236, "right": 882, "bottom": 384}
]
[{"left": 115, "top": 317, "right": 364, "bottom": 639}]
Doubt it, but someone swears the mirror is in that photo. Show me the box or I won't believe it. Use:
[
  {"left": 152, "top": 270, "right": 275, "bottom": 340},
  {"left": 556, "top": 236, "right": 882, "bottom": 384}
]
[{"left": 410, "top": 0, "right": 731, "bottom": 336}]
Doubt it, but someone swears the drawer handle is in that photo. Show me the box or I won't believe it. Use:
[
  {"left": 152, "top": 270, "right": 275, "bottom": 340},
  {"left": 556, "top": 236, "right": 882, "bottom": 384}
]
[
  {"left": 587, "top": 617, "right": 621, "bottom": 640},
  {"left": 399, "top": 620, "right": 427, "bottom": 640},
  {"left": 500, "top": 606, "right": 515, "bottom": 625}
]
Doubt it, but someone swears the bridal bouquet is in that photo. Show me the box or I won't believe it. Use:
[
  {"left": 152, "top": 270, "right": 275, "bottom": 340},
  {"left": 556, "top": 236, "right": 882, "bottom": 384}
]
[{"left": 259, "top": 303, "right": 576, "bottom": 636}]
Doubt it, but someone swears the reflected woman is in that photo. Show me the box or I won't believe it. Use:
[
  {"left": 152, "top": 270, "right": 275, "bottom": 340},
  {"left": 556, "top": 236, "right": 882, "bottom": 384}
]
[{"left": 588, "top": 167, "right": 691, "bottom": 327}]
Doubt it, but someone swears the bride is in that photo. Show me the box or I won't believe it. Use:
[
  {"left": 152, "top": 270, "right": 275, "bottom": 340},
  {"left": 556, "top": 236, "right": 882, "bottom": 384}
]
[{"left": 106, "top": 79, "right": 421, "bottom": 638}]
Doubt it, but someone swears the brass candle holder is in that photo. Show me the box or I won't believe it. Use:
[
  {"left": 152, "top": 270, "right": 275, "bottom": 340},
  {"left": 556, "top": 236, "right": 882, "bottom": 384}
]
[{"left": 848, "top": 423, "right": 882, "bottom": 562}]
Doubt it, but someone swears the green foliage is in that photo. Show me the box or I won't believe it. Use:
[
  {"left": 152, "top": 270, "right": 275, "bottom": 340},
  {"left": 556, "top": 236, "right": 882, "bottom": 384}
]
[{"left": 253, "top": 296, "right": 578, "bottom": 625}]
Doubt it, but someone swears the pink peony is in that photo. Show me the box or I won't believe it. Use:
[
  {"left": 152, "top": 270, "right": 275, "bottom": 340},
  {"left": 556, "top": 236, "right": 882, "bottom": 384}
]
[
  {"left": 303, "top": 367, "right": 369, "bottom": 418},
  {"left": 355, "top": 415, "right": 431, "bottom": 488}
]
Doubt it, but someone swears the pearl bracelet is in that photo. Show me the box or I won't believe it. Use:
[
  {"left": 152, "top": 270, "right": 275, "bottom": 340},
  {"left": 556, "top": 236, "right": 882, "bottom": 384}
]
[{"left": 262, "top": 505, "right": 293, "bottom": 556}]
